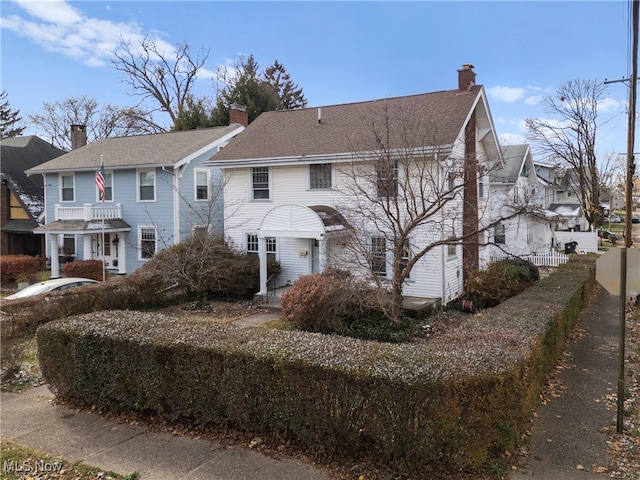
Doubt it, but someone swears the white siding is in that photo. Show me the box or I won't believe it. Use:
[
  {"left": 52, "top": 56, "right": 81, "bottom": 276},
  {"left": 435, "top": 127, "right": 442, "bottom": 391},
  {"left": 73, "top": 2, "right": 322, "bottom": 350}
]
[{"left": 224, "top": 149, "right": 468, "bottom": 303}]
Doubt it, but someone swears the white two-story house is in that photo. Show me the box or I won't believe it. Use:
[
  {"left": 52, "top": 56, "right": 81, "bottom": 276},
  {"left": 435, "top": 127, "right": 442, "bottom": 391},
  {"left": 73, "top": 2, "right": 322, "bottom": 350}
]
[
  {"left": 27, "top": 118, "right": 246, "bottom": 278},
  {"left": 208, "top": 65, "right": 504, "bottom": 306},
  {"left": 488, "top": 144, "right": 561, "bottom": 257}
]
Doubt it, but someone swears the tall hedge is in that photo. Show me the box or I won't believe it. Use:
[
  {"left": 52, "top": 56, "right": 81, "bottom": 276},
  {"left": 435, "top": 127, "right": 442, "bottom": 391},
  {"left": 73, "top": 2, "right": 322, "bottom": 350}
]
[{"left": 37, "top": 256, "right": 596, "bottom": 475}]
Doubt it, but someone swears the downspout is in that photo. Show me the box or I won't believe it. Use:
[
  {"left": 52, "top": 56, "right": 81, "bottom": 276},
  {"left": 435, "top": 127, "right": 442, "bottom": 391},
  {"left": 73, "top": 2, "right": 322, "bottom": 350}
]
[
  {"left": 441, "top": 242, "right": 446, "bottom": 306},
  {"left": 173, "top": 167, "right": 180, "bottom": 245}
]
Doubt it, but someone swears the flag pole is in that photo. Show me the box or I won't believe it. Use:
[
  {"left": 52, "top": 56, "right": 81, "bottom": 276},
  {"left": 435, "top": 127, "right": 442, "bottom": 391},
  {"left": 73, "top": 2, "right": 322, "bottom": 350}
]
[{"left": 97, "top": 154, "right": 106, "bottom": 282}]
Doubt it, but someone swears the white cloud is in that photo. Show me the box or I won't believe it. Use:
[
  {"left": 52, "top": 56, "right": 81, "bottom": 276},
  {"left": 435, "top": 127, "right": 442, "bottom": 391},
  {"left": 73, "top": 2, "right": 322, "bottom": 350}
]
[
  {"left": 499, "top": 132, "right": 527, "bottom": 146},
  {"left": 1, "top": 0, "right": 148, "bottom": 66},
  {"left": 487, "top": 86, "right": 527, "bottom": 103},
  {"left": 598, "top": 96, "right": 621, "bottom": 113},
  {"left": 524, "top": 95, "right": 542, "bottom": 106},
  {"left": 13, "top": 0, "right": 82, "bottom": 27}
]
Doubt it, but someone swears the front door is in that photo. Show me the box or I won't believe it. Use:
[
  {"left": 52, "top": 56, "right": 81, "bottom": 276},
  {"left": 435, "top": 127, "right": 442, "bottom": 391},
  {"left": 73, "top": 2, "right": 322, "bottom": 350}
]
[{"left": 94, "top": 233, "right": 115, "bottom": 267}]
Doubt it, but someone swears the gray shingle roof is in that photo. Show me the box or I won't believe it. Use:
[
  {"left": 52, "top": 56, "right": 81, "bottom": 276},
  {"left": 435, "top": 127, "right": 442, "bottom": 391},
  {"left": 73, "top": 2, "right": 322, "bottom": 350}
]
[
  {"left": 492, "top": 144, "right": 529, "bottom": 183},
  {"left": 33, "top": 218, "right": 132, "bottom": 234},
  {"left": 27, "top": 126, "right": 241, "bottom": 174},
  {"left": 211, "top": 87, "right": 483, "bottom": 162},
  {"left": 1, "top": 136, "right": 66, "bottom": 218}
]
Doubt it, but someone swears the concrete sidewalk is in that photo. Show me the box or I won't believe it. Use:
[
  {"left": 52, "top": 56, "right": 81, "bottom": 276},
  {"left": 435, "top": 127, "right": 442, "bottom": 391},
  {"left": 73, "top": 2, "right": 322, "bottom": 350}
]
[
  {"left": 508, "top": 286, "right": 620, "bottom": 479},
  {"left": 1, "top": 386, "right": 331, "bottom": 480}
]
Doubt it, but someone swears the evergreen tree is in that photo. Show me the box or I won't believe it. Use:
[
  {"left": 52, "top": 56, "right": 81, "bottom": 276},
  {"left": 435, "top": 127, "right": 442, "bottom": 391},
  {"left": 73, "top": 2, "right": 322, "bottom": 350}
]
[
  {"left": 211, "top": 55, "right": 307, "bottom": 126},
  {"left": 264, "top": 60, "right": 307, "bottom": 110},
  {"left": 211, "top": 55, "right": 278, "bottom": 126},
  {"left": 172, "top": 95, "right": 215, "bottom": 131},
  {"left": 0, "top": 91, "right": 26, "bottom": 138}
]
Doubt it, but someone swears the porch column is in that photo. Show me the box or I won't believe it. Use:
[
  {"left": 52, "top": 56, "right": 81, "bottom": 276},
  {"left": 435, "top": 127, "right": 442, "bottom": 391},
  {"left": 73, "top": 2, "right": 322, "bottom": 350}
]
[
  {"left": 116, "top": 235, "right": 126, "bottom": 275},
  {"left": 49, "top": 234, "right": 60, "bottom": 278},
  {"left": 83, "top": 235, "right": 92, "bottom": 260},
  {"left": 319, "top": 237, "right": 328, "bottom": 272},
  {"left": 258, "top": 235, "right": 268, "bottom": 297}
]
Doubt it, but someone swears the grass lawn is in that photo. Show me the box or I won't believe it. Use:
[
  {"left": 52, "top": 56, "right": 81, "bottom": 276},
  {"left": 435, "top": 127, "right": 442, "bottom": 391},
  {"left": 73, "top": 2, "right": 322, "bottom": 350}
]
[{"left": 0, "top": 439, "right": 139, "bottom": 480}]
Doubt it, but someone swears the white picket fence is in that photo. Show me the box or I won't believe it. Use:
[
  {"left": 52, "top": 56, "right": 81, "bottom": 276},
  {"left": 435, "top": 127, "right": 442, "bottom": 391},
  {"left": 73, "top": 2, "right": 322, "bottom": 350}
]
[{"left": 490, "top": 251, "right": 569, "bottom": 268}]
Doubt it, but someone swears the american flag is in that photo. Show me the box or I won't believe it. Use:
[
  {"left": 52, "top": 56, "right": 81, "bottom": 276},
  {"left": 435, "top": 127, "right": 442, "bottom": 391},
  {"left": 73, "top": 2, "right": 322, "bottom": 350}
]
[{"left": 96, "top": 161, "right": 106, "bottom": 200}]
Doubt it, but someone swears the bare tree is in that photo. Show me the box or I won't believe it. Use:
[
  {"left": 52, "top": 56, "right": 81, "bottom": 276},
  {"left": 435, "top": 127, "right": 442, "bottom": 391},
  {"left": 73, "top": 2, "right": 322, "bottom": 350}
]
[
  {"left": 525, "top": 79, "right": 608, "bottom": 230},
  {"left": 130, "top": 173, "right": 253, "bottom": 305},
  {"left": 29, "top": 96, "right": 156, "bottom": 150},
  {"left": 337, "top": 103, "right": 533, "bottom": 324},
  {"left": 598, "top": 152, "right": 627, "bottom": 214},
  {"left": 111, "top": 37, "right": 210, "bottom": 130}
]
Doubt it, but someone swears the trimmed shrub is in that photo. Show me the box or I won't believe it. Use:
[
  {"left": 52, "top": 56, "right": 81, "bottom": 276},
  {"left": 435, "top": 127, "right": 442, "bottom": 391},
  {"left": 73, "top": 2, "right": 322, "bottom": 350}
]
[
  {"left": 62, "top": 260, "right": 105, "bottom": 281},
  {"left": 0, "top": 276, "right": 141, "bottom": 337},
  {"left": 0, "top": 255, "right": 40, "bottom": 285},
  {"left": 128, "top": 235, "right": 273, "bottom": 304},
  {"left": 281, "top": 269, "right": 405, "bottom": 340},
  {"left": 37, "top": 257, "right": 596, "bottom": 475},
  {"left": 464, "top": 258, "right": 540, "bottom": 309}
]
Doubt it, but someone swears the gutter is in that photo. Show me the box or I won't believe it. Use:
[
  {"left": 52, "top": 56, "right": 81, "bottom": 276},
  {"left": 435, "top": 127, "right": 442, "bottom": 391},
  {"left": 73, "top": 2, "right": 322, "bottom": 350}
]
[{"left": 207, "top": 145, "right": 454, "bottom": 169}]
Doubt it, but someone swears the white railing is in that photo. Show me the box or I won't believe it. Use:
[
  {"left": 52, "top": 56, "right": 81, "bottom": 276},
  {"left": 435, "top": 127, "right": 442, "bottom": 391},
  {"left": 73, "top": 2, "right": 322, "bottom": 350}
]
[
  {"left": 54, "top": 203, "right": 123, "bottom": 221},
  {"left": 491, "top": 251, "right": 569, "bottom": 268}
]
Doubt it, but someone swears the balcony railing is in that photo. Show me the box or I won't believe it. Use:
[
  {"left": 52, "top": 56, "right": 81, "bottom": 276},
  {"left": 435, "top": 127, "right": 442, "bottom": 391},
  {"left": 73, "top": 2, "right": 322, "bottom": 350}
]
[{"left": 54, "top": 203, "right": 123, "bottom": 221}]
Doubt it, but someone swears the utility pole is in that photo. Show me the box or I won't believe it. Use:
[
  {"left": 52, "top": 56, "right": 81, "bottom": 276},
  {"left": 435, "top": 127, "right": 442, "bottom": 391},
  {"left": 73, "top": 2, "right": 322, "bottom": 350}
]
[{"left": 602, "top": 0, "right": 638, "bottom": 434}]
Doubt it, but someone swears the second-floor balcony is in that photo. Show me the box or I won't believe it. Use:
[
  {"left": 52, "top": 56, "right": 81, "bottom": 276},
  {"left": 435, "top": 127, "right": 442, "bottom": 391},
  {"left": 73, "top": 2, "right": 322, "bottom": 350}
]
[{"left": 54, "top": 203, "right": 123, "bottom": 221}]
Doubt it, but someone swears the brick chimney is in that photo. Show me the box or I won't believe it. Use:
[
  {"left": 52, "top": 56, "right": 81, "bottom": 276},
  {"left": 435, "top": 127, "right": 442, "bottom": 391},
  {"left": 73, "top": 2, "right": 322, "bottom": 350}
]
[
  {"left": 70, "top": 124, "right": 87, "bottom": 150},
  {"left": 458, "top": 64, "right": 476, "bottom": 91},
  {"left": 229, "top": 103, "right": 248, "bottom": 127}
]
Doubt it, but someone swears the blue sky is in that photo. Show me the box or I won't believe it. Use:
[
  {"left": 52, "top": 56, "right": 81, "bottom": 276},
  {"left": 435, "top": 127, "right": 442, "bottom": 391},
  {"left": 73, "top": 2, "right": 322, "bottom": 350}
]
[{"left": 0, "top": 0, "right": 635, "bottom": 159}]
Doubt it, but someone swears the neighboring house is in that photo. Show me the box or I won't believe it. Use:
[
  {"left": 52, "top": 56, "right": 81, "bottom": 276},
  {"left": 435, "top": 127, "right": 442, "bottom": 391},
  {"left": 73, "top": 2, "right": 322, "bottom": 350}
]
[
  {"left": 207, "top": 65, "right": 503, "bottom": 307},
  {"left": 547, "top": 167, "right": 590, "bottom": 231},
  {"left": 1, "top": 136, "right": 66, "bottom": 257},
  {"left": 27, "top": 118, "right": 246, "bottom": 278},
  {"left": 487, "top": 144, "right": 560, "bottom": 258}
]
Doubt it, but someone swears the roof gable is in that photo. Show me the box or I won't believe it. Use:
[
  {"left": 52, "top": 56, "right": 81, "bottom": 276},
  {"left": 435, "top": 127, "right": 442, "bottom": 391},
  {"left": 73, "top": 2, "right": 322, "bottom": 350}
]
[
  {"left": 492, "top": 144, "right": 530, "bottom": 183},
  {"left": 1, "top": 136, "right": 66, "bottom": 218},
  {"left": 211, "top": 87, "right": 485, "bottom": 163},
  {"left": 27, "top": 126, "right": 243, "bottom": 174}
]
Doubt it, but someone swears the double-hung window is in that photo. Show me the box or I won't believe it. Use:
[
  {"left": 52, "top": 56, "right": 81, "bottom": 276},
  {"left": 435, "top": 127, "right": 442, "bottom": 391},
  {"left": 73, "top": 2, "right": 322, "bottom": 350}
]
[
  {"left": 376, "top": 158, "right": 398, "bottom": 199},
  {"left": 97, "top": 171, "right": 113, "bottom": 202},
  {"left": 399, "top": 239, "right": 411, "bottom": 278},
  {"left": 140, "top": 226, "right": 157, "bottom": 259},
  {"left": 494, "top": 224, "right": 506, "bottom": 245},
  {"left": 252, "top": 167, "right": 270, "bottom": 200},
  {"left": 195, "top": 169, "right": 209, "bottom": 201},
  {"left": 61, "top": 234, "right": 76, "bottom": 256},
  {"left": 371, "top": 236, "right": 387, "bottom": 276},
  {"left": 247, "top": 234, "right": 259, "bottom": 254},
  {"left": 447, "top": 236, "right": 457, "bottom": 258},
  {"left": 246, "top": 233, "right": 276, "bottom": 261},
  {"left": 310, "top": 163, "right": 332, "bottom": 189},
  {"left": 60, "top": 174, "right": 74, "bottom": 202},
  {"left": 138, "top": 169, "right": 155, "bottom": 201}
]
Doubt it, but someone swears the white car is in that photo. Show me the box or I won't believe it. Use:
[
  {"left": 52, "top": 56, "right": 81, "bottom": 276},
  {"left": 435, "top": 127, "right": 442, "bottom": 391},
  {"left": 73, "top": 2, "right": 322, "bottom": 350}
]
[
  {"left": 609, "top": 214, "right": 622, "bottom": 223},
  {"left": 4, "top": 277, "right": 98, "bottom": 300}
]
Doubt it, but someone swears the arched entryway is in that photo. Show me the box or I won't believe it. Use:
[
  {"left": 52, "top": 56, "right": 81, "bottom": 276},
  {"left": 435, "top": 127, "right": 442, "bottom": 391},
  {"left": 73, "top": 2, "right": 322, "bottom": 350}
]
[{"left": 255, "top": 204, "right": 351, "bottom": 298}]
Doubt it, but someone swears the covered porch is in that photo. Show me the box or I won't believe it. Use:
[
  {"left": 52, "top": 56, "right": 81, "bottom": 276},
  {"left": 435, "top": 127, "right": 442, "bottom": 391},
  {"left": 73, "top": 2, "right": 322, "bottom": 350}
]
[
  {"left": 256, "top": 204, "right": 351, "bottom": 301},
  {"left": 33, "top": 203, "right": 131, "bottom": 278}
]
